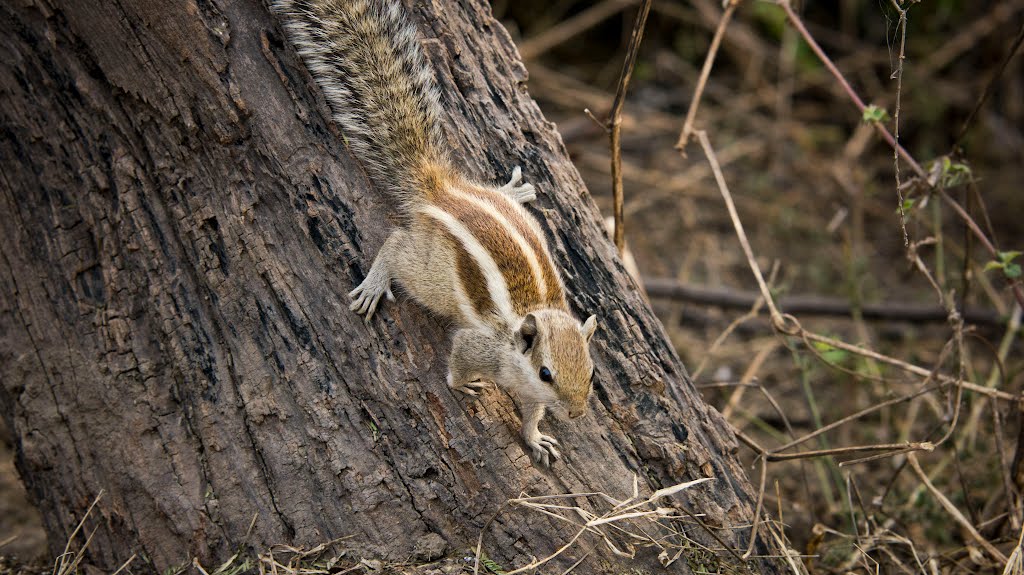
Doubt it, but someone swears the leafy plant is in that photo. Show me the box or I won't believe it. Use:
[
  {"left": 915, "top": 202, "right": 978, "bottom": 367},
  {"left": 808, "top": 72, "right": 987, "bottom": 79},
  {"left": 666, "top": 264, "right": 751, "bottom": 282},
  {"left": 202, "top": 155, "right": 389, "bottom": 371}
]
[
  {"left": 813, "top": 340, "right": 850, "bottom": 365},
  {"left": 862, "top": 104, "right": 890, "bottom": 123},
  {"left": 936, "top": 157, "right": 972, "bottom": 187},
  {"left": 481, "top": 556, "right": 506, "bottom": 574},
  {"left": 984, "top": 250, "right": 1022, "bottom": 279}
]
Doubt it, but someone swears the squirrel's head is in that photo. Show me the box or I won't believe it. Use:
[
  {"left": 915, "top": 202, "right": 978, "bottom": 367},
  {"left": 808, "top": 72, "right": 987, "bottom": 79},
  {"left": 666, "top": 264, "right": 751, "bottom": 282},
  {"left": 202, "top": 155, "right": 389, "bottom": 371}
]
[{"left": 515, "top": 310, "right": 598, "bottom": 418}]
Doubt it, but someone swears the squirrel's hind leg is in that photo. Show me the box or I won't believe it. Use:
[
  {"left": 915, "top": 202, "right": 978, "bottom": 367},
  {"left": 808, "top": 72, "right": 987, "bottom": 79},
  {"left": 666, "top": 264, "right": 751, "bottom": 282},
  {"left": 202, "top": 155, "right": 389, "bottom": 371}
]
[
  {"left": 447, "top": 327, "right": 499, "bottom": 396},
  {"left": 497, "top": 166, "right": 536, "bottom": 204},
  {"left": 349, "top": 230, "right": 405, "bottom": 320}
]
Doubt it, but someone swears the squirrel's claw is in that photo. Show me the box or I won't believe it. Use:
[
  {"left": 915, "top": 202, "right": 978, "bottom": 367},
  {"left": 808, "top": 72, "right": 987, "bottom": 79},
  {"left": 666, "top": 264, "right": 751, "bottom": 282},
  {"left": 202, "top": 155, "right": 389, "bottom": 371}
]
[
  {"left": 500, "top": 166, "right": 523, "bottom": 189},
  {"left": 349, "top": 272, "right": 394, "bottom": 321},
  {"left": 447, "top": 373, "right": 491, "bottom": 397},
  {"left": 527, "top": 433, "right": 561, "bottom": 467},
  {"left": 499, "top": 166, "right": 537, "bottom": 204},
  {"left": 511, "top": 184, "right": 536, "bottom": 204},
  {"left": 348, "top": 286, "right": 383, "bottom": 321}
]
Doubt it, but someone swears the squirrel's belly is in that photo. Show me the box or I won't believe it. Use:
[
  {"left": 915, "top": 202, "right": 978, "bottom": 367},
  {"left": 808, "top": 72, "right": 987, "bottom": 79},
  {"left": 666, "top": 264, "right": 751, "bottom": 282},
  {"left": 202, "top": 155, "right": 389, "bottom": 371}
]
[{"left": 384, "top": 219, "right": 462, "bottom": 324}]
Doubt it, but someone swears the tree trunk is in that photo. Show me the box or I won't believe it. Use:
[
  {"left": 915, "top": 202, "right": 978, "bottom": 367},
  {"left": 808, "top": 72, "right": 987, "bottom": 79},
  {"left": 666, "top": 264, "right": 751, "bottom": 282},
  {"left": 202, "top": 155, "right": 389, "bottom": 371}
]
[{"left": 0, "top": 0, "right": 783, "bottom": 573}]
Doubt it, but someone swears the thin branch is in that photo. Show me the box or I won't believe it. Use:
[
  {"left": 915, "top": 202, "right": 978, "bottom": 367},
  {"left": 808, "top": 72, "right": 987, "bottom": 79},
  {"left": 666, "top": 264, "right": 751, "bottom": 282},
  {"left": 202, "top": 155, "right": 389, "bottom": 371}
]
[
  {"left": 799, "top": 329, "right": 1016, "bottom": 402},
  {"left": 693, "top": 131, "right": 1017, "bottom": 402},
  {"left": 907, "top": 454, "right": 1008, "bottom": 564},
  {"left": 765, "top": 442, "right": 934, "bottom": 462},
  {"left": 694, "top": 130, "right": 783, "bottom": 325},
  {"left": 742, "top": 454, "right": 768, "bottom": 559},
  {"left": 518, "top": 0, "right": 639, "bottom": 60},
  {"left": 777, "top": 0, "right": 926, "bottom": 179},
  {"left": 772, "top": 384, "right": 941, "bottom": 454},
  {"left": 643, "top": 278, "right": 1006, "bottom": 326},
  {"left": 778, "top": 0, "right": 1024, "bottom": 310},
  {"left": 608, "top": 0, "right": 654, "bottom": 254},
  {"left": 675, "top": 0, "right": 741, "bottom": 152},
  {"left": 889, "top": 1, "right": 910, "bottom": 246}
]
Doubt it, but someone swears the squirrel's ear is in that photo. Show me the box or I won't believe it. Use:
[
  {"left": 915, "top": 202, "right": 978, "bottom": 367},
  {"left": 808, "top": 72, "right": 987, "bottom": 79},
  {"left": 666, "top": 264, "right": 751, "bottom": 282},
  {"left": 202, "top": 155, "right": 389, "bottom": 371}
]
[
  {"left": 517, "top": 313, "right": 538, "bottom": 353},
  {"left": 582, "top": 315, "right": 598, "bottom": 342}
]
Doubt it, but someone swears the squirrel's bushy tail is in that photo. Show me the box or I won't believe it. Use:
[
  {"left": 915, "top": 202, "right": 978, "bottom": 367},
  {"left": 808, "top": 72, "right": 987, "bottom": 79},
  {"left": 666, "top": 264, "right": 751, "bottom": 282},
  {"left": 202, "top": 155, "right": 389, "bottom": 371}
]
[{"left": 275, "top": 0, "right": 450, "bottom": 204}]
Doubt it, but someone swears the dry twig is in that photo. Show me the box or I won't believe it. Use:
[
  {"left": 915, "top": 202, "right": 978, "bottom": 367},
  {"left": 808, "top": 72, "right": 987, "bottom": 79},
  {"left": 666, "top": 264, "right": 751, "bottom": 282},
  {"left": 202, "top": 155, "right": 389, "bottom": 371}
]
[
  {"left": 606, "top": 0, "right": 653, "bottom": 254},
  {"left": 907, "top": 453, "right": 1008, "bottom": 564},
  {"left": 474, "top": 477, "right": 717, "bottom": 575},
  {"left": 675, "top": 0, "right": 742, "bottom": 152},
  {"left": 518, "top": 0, "right": 639, "bottom": 60}
]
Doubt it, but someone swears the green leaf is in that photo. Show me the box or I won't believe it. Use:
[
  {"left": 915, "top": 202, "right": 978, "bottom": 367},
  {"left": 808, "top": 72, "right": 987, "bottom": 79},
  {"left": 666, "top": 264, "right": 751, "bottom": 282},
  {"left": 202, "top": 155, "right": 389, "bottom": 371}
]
[
  {"left": 812, "top": 341, "right": 835, "bottom": 352},
  {"left": 998, "top": 250, "right": 1022, "bottom": 263},
  {"left": 939, "top": 158, "right": 972, "bottom": 187},
  {"left": 822, "top": 349, "right": 849, "bottom": 364},
  {"left": 812, "top": 341, "right": 847, "bottom": 364},
  {"left": 898, "top": 198, "right": 916, "bottom": 213},
  {"left": 862, "top": 105, "right": 890, "bottom": 123},
  {"left": 482, "top": 557, "right": 506, "bottom": 574},
  {"left": 987, "top": 251, "right": 1023, "bottom": 278}
]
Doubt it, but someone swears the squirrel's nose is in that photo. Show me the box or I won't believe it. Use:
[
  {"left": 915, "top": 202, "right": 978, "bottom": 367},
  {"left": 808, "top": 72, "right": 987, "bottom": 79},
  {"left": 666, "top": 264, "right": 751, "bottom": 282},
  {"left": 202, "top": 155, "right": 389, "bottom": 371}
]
[{"left": 568, "top": 407, "right": 585, "bottom": 419}]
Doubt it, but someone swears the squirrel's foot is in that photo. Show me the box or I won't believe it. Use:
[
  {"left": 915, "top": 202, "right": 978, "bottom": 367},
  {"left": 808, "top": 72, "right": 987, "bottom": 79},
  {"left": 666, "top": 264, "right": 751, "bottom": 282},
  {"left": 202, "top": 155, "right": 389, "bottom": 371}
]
[
  {"left": 498, "top": 166, "right": 536, "bottom": 204},
  {"left": 524, "top": 430, "right": 560, "bottom": 467},
  {"left": 447, "top": 372, "right": 491, "bottom": 396},
  {"left": 348, "top": 269, "right": 394, "bottom": 321}
]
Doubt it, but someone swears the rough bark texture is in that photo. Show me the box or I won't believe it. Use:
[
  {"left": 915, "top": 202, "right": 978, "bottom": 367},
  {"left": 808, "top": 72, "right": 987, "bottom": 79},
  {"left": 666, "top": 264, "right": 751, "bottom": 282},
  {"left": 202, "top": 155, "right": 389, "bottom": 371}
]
[{"left": 0, "top": 0, "right": 783, "bottom": 573}]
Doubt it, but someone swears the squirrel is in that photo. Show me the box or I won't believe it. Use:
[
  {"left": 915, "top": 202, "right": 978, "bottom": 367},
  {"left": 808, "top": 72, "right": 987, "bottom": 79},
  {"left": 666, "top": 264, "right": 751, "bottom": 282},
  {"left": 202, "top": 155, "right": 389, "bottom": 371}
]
[{"left": 274, "top": 0, "right": 598, "bottom": 466}]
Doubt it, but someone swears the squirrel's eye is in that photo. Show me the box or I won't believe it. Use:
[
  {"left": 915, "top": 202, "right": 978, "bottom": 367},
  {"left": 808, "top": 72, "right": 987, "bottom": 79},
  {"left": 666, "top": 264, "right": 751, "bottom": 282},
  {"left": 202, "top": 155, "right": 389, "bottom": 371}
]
[{"left": 539, "top": 367, "right": 553, "bottom": 383}]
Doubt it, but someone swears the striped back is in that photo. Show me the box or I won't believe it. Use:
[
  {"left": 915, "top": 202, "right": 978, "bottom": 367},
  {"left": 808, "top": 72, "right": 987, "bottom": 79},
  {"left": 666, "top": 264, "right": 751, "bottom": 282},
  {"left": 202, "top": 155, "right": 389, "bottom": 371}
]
[{"left": 417, "top": 182, "right": 566, "bottom": 325}]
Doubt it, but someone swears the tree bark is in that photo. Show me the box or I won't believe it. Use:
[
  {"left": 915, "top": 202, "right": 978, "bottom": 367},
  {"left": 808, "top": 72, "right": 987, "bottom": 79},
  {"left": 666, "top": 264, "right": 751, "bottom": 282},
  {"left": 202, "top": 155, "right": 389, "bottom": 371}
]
[{"left": 0, "top": 0, "right": 783, "bottom": 573}]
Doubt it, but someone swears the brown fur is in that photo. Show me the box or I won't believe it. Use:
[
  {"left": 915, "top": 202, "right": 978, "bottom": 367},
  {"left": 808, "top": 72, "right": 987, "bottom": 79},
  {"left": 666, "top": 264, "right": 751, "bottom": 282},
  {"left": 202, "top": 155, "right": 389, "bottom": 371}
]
[
  {"left": 543, "top": 317, "right": 593, "bottom": 415},
  {"left": 438, "top": 190, "right": 544, "bottom": 314},
  {"left": 412, "top": 160, "right": 458, "bottom": 202},
  {"left": 456, "top": 183, "right": 566, "bottom": 308},
  {"left": 453, "top": 239, "right": 495, "bottom": 318}
]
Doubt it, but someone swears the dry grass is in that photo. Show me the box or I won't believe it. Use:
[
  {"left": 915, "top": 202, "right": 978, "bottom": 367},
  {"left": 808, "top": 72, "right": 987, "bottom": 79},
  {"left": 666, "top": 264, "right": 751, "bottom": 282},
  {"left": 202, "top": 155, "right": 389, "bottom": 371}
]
[{"left": 470, "top": 477, "right": 738, "bottom": 574}]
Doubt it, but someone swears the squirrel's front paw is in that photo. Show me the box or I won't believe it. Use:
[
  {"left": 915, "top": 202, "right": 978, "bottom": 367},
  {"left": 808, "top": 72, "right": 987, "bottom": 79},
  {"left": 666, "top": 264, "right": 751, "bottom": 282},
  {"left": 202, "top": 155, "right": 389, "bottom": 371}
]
[
  {"left": 348, "top": 274, "right": 394, "bottom": 320},
  {"left": 447, "top": 372, "right": 491, "bottom": 397},
  {"left": 524, "top": 431, "right": 560, "bottom": 467},
  {"left": 498, "top": 166, "right": 536, "bottom": 205}
]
